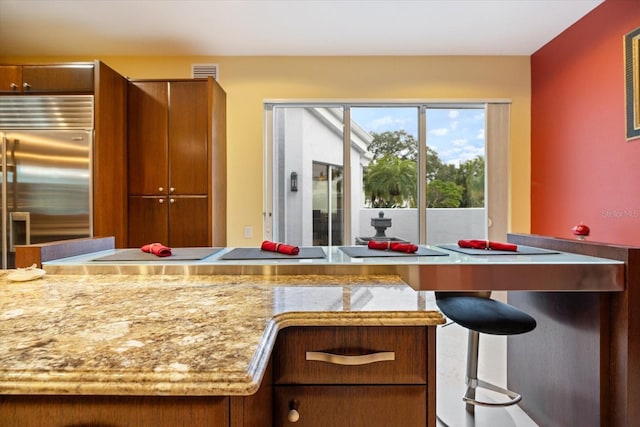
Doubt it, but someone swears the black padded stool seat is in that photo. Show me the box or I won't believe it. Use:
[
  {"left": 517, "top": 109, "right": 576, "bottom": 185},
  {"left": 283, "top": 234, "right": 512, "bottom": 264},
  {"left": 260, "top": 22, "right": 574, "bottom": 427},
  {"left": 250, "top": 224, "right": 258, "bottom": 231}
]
[
  {"left": 435, "top": 291, "right": 537, "bottom": 416},
  {"left": 435, "top": 295, "right": 536, "bottom": 335}
]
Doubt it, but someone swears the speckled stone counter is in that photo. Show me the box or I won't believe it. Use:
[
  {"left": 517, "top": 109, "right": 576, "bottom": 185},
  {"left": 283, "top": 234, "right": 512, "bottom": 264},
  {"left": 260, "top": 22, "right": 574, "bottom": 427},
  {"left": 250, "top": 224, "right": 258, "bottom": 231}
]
[{"left": 0, "top": 272, "right": 443, "bottom": 396}]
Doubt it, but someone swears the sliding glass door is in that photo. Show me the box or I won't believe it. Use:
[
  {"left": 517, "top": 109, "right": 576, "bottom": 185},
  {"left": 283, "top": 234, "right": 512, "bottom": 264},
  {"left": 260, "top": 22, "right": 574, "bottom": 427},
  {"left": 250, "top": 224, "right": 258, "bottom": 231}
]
[
  {"left": 265, "top": 102, "right": 508, "bottom": 247},
  {"left": 312, "top": 162, "right": 343, "bottom": 246}
]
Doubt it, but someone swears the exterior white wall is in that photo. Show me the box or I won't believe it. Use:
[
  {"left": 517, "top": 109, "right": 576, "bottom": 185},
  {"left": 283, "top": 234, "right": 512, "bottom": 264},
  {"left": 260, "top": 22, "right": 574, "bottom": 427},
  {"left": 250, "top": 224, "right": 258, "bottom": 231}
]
[
  {"left": 283, "top": 107, "right": 370, "bottom": 246},
  {"left": 283, "top": 109, "right": 304, "bottom": 244}
]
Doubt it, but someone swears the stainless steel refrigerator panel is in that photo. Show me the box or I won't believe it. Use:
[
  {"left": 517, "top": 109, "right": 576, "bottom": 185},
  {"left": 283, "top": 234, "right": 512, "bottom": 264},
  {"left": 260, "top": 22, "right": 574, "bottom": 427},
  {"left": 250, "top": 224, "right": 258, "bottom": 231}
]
[
  {"left": 0, "top": 96, "right": 94, "bottom": 129},
  {"left": 0, "top": 95, "right": 94, "bottom": 269},
  {"left": 1, "top": 130, "right": 92, "bottom": 267}
]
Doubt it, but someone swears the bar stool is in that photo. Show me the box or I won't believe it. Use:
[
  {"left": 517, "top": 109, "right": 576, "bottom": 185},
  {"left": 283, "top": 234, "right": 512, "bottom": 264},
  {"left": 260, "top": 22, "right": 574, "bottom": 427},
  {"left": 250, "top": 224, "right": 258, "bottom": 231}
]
[{"left": 435, "top": 291, "right": 537, "bottom": 414}]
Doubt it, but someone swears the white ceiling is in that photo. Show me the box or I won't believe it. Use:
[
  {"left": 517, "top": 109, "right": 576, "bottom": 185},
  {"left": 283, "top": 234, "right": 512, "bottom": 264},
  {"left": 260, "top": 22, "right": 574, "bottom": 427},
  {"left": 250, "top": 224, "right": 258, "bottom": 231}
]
[{"left": 0, "top": 0, "right": 603, "bottom": 57}]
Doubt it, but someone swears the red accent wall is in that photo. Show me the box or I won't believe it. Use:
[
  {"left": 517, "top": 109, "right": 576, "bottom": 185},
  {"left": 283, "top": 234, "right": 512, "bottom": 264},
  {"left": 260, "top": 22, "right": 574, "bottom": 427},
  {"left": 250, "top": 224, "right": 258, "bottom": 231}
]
[{"left": 531, "top": 0, "right": 640, "bottom": 245}]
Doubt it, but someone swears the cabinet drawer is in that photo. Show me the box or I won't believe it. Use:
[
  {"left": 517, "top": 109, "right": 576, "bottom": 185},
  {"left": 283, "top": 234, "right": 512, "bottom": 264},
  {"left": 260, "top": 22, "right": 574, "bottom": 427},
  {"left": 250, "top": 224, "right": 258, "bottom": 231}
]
[
  {"left": 273, "top": 326, "right": 427, "bottom": 385},
  {"left": 274, "top": 385, "right": 426, "bottom": 427}
]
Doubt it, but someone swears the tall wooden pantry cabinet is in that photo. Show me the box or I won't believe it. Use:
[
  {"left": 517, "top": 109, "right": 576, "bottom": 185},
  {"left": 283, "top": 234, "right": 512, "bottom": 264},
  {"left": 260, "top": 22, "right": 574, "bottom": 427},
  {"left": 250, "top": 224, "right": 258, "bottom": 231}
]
[{"left": 127, "top": 78, "right": 226, "bottom": 248}]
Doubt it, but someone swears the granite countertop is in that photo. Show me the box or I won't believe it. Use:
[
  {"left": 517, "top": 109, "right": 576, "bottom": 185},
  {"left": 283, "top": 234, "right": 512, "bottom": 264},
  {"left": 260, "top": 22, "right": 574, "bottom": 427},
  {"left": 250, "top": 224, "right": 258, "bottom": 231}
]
[{"left": 0, "top": 271, "right": 444, "bottom": 396}]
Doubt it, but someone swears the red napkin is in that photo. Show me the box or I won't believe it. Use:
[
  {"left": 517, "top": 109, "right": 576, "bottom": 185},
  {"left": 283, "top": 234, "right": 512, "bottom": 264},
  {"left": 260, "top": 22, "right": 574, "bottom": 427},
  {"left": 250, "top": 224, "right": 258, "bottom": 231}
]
[
  {"left": 261, "top": 240, "right": 300, "bottom": 255},
  {"left": 141, "top": 242, "right": 172, "bottom": 257},
  {"left": 368, "top": 240, "right": 419, "bottom": 253},
  {"left": 458, "top": 239, "right": 517, "bottom": 252}
]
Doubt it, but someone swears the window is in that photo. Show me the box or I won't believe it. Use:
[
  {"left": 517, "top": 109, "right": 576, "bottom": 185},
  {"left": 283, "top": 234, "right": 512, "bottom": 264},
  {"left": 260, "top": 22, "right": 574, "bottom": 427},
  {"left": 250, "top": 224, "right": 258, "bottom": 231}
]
[{"left": 264, "top": 102, "right": 510, "bottom": 246}]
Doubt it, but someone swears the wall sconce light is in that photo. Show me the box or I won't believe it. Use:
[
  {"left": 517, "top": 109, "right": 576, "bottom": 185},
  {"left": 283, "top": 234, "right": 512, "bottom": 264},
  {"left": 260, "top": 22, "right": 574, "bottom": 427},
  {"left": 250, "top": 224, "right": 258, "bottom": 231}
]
[{"left": 290, "top": 172, "right": 298, "bottom": 192}]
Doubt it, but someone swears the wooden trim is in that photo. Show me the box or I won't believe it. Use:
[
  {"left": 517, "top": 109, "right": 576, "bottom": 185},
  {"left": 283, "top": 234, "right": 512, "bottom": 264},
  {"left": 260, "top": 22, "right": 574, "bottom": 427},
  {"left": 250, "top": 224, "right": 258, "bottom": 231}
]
[
  {"left": 486, "top": 103, "right": 510, "bottom": 241},
  {"left": 209, "top": 77, "right": 227, "bottom": 246},
  {"left": 427, "top": 326, "right": 437, "bottom": 427},
  {"left": 93, "top": 60, "right": 128, "bottom": 248}
]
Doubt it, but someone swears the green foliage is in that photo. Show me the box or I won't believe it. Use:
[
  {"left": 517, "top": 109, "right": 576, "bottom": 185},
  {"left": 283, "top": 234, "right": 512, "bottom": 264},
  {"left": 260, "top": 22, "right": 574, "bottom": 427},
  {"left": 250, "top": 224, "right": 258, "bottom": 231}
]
[
  {"left": 364, "top": 155, "right": 417, "bottom": 208},
  {"left": 426, "top": 180, "right": 463, "bottom": 208},
  {"left": 363, "top": 130, "right": 484, "bottom": 208},
  {"left": 368, "top": 130, "right": 417, "bottom": 161},
  {"left": 457, "top": 156, "right": 485, "bottom": 207}
]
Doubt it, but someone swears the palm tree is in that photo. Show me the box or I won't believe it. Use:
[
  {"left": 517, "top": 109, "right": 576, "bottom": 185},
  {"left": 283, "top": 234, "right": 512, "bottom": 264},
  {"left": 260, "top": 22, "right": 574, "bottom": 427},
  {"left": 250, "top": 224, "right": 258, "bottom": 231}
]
[{"left": 364, "top": 155, "right": 417, "bottom": 208}]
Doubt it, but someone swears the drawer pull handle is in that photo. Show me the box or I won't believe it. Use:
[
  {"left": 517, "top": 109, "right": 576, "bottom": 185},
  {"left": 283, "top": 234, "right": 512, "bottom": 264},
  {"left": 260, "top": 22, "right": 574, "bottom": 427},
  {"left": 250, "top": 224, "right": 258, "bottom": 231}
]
[{"left": 305, "top": 351, "right": 395, "bottom": 365}]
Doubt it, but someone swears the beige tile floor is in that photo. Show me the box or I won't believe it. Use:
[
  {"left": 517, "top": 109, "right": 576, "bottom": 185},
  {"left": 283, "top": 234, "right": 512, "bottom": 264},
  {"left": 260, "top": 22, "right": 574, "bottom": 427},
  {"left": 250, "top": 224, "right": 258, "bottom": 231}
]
[{"left": 435, "top": 303, "right": 539, "bottom": 427}]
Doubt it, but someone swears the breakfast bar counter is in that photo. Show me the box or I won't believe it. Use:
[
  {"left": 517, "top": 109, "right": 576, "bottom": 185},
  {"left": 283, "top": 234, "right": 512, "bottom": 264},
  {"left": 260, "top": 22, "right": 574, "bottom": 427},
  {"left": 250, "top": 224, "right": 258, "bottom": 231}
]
[{"left": 39, "top": 244, "right": 625, "bottom": 292}]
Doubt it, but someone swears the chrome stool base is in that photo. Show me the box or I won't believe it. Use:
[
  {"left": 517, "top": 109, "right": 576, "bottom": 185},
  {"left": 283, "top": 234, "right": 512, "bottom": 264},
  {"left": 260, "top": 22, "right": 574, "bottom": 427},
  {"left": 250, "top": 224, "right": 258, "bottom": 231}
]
[
  {"left": 463, "top": 377, "right": 523, "bottom": 411},
  {"left": 462, "top": 328, "right": 523, "bottom": 414}
]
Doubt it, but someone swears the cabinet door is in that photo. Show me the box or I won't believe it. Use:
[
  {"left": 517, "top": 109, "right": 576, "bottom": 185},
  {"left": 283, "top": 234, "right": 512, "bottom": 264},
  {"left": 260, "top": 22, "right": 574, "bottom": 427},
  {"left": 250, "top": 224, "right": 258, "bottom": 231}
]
[
  {"left": 128, "top": 81, "right": 169, "bottom": 196},
  {"left": 0, "top": 65, "right": 22, "bottom": 93},
  {"left": 21, "top": 65, "right": 94, "bottom": 93},
  {"left": 168, "top": 80, "right": 209, "bottom": 195},
  {"left": 168, "top": 196, "right": 210, "bottom": 247},
  {"left": 0, "top": 395, "right": 229, "bottom": 427},
  {"left": 274, "top": 385, "right": 427, "bottom": 427},
  {"left": 128, "top": 196, "right": 169, "bottom": 247}
]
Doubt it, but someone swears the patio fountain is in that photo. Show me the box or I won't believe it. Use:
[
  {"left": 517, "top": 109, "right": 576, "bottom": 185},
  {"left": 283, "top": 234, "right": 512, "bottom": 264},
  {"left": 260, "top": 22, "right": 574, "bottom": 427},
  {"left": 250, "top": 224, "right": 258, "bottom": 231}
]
[{"left": 355, "top": 211, "right": 408, "bottom": 245}]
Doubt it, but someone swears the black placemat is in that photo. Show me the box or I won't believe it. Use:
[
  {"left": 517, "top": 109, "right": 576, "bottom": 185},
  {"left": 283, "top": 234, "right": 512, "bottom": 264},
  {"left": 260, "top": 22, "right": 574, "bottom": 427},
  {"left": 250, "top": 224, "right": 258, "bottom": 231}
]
[
  {"left": 437, "top": 244, "right": 560, "bottom": 255},
  {"left": 339, "top": 246, "right": 449, "bottom": 258},
  {"left": 219, "top": 247, "right": 326, "bottom": 260},
  {"left": 91, "top": 247, "right": 223, "bottom": 262}
]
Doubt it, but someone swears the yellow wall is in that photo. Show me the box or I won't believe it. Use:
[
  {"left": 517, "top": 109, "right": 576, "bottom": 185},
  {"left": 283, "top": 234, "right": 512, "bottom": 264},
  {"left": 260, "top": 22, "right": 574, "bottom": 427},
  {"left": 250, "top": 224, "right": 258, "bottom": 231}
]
[{"left": 3, "top": 55, "right": 531, "bottom": 246}]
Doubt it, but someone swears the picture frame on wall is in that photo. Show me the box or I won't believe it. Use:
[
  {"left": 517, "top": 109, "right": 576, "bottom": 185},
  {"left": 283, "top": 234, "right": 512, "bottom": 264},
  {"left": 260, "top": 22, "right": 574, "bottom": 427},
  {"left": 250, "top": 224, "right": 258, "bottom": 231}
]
[{"left": 625, "top": 26, "right": 640, "bottom": 140}]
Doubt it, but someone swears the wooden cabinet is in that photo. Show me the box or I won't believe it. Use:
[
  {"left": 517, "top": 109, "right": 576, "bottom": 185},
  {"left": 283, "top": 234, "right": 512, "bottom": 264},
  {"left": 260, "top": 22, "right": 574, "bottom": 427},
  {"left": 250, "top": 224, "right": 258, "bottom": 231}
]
[
  {"left": 273, "top": 385, "right": 426, "bottom": 427},
  {"left": 127, "top": 78, "right": 226, "bottom": 248},
  {"left": 272, "top": 326, "right": 435, "bottom": 427},
  {"left": 0, "top": 395, "right": 230, "bottom": 427},
  {"left": 128, "top": 195, "right": 209, "bottom": 247},
  {"left": 0, "top": 64, "right": 94, "bottom": 93}
]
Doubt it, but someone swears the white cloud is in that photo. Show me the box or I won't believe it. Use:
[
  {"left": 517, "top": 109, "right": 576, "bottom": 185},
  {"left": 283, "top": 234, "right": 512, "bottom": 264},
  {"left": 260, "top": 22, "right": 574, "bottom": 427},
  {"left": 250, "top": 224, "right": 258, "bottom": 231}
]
[
  {"left": 452, "top": 138, "right": 467, "bottom": 146},
  {"left": 369, "top": 116, "right": 394, "bottom": 130},
  {"left": 366, "top": 115, "right": 414, "bottom": 132},
  {"left": 448, "top": 110, "right": 459, "bottom": 119},
  {"left": 430, "top": 127, "right": 448, "bottom": 136}
]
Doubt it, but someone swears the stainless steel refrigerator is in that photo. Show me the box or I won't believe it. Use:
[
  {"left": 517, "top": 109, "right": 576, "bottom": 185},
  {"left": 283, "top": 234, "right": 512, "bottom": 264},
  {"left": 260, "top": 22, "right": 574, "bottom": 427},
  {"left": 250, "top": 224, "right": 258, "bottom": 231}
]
[{"left": 0, "top": 96, "right": 93, "bottom": 269}]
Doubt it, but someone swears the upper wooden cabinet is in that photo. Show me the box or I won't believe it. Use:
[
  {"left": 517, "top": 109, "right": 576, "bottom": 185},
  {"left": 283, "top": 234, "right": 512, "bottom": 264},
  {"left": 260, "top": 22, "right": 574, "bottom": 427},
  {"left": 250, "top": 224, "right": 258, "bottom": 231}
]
[
  {"left": 0, "top": 64, "right": 94, "bottom": 94},
  {"left": 127, "top": 78, "right": 227, "bottom": 248},
  {"left": 128, "top": 80, "right": 208, "bottom": 196}
]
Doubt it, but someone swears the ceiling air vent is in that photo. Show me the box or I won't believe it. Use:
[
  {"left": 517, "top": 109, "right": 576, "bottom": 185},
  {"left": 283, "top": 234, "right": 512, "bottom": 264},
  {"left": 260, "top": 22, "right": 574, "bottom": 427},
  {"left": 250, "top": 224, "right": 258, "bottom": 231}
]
[{"left": 191, "top": 63, "right": 219, "bottom": 80}]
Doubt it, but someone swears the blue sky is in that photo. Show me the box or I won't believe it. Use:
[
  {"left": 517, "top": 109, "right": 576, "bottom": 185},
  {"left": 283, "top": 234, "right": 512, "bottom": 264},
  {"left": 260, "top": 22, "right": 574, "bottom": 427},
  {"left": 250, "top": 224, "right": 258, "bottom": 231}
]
[{"left": 350, "top": 107, "right": 485, "bottom": 166}]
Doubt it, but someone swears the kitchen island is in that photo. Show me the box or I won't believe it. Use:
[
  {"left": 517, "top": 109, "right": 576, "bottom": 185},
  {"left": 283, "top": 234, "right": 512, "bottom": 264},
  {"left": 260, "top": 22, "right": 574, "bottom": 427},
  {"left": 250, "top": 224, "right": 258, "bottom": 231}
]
[
  {"left": 0, "top": 241, "right": 628, "bottom": 426},
  {"left": 0, "top": 271, "right": 444, "bottom": 426}
]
